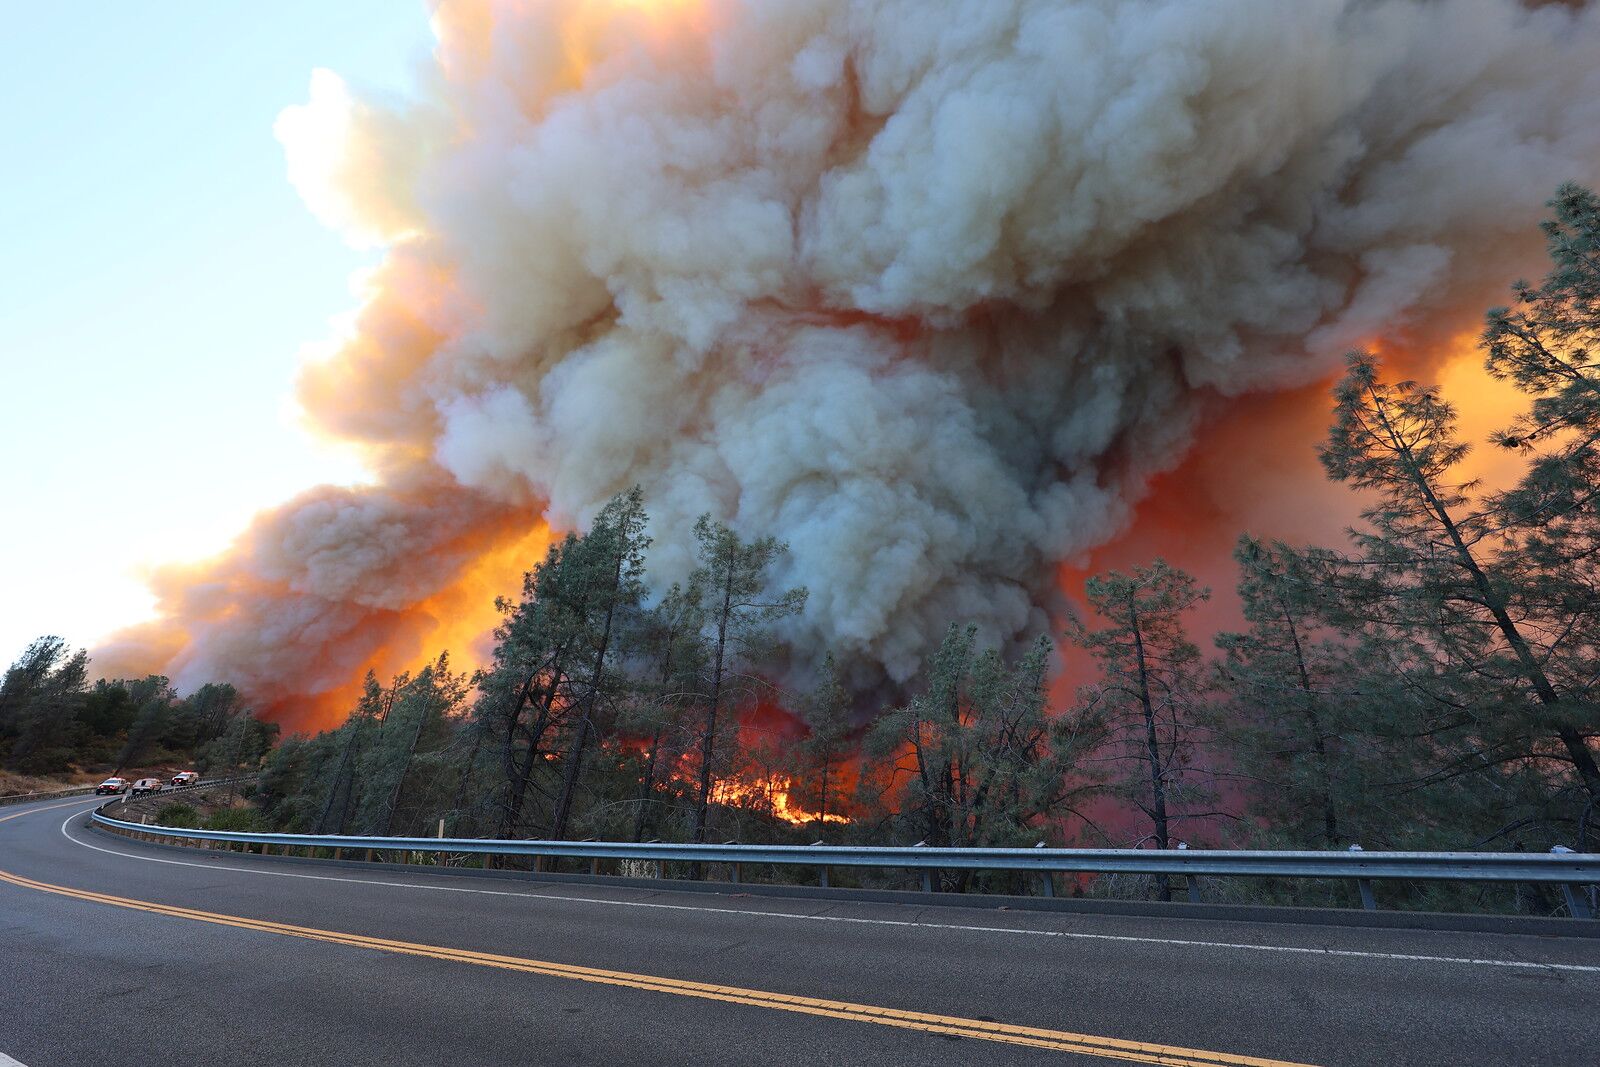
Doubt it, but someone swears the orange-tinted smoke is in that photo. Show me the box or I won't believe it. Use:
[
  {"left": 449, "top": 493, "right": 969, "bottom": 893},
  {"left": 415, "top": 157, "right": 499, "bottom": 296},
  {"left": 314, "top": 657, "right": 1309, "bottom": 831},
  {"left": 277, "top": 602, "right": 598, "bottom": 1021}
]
[
  {"left": 98, "top": 0, "right": 1584, "bottom": 747},
  {"left": 1059, "top": 330, "right": 1528, "bottom": 668},
  {"left": 97, "top": 479, "right": 552, "bottom": 734}
]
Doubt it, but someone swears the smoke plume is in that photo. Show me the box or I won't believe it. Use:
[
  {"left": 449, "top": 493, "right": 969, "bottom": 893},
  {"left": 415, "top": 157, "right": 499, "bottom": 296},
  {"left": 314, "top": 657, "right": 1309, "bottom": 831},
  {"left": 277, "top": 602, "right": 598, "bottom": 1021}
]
[{"left": 103, "top": 0, "right": 1600, "bottom": 728}]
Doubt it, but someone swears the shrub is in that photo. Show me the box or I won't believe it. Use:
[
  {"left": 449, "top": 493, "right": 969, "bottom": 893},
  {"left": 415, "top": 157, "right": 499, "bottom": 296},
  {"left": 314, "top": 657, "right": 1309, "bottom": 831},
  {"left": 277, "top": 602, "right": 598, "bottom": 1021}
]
[
  {"left": 203, "top": 808, "right": 267, "bottom": 833},
  {"left": 154, "top": 803, "right": 200, "bottom": 828}
]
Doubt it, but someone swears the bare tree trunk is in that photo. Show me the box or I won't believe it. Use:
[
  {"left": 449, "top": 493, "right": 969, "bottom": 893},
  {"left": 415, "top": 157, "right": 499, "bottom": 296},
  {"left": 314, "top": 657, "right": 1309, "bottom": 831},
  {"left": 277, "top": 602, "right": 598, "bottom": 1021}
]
[
  {"left": 814, "top": 757, "right": 831, "bottom": 839},
  {"left": 1276, "top": 590, "right": 1340, "bottom": 847},
  {"left": 550, "top": 716, "right": 591, "bottom": 841},
  {"left": 1130, "top": 598, "right": 1173, "bottom": 902},
  {"left": 633, "top": 723, "right": 664, "bottom": 842},
  {"left": 902, "top": 716, "right": 943, "bottom": 889},
  {"left": 316, "top": 729, "right": 358, "bottom": 835},
  {"left": 692, "top": 573, "right": 734, "bottom": 844},
  {"left": 552, "top": 545, "right": 628, "bottom": 841},
  {"left": 501, "top": 678, "right": 559, "bottom": 838},
  {"left": 499, "top": 677, "right": 537, "bottom": 837},
  {"left": 379, "top": 697, "right": 432, "bottom": 836},
  {"left": 446, "top": 720, "right": 487, "bottom": 837},
  {"left": 633, "top": 632, "right": 680, "bottom": 842}
]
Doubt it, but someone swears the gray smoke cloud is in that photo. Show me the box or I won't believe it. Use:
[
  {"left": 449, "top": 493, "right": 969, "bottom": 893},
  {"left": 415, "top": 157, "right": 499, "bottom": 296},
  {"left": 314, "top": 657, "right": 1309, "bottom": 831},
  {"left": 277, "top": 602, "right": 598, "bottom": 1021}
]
[{"left": 108, "top": 0, "right": 1600, "bottom": 715}]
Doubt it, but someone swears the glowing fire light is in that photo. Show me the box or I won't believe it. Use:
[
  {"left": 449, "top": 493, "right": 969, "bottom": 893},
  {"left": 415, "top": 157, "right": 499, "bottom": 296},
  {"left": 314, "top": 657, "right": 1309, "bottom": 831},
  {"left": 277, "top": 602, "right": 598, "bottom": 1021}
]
[{"left": 711, "top": 774, "right": 850, "bottom": 827}]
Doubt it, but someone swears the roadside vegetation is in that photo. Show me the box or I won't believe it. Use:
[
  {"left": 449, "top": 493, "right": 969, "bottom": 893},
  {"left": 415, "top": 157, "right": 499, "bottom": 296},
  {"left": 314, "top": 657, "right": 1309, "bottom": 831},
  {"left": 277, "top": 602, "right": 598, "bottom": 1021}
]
[
  {"left": 139, "top": 796, "right": 265, "bottom": 833},
  {"left": 0, "top": 644, "right": 278, "bottom": 790},
  {"left": 7, "top": 184, "right": 1599, "bottom": 915}
]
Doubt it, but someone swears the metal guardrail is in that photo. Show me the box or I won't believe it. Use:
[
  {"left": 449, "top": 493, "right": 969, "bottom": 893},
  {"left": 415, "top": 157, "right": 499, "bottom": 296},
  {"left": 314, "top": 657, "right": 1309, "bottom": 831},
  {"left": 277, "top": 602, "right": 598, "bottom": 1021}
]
[
  {"left": 0, "top": 783, "right": 104, "bottom": 807},
  {"left": 90, "top": 811, "right": 1600, "bottom": 918}
]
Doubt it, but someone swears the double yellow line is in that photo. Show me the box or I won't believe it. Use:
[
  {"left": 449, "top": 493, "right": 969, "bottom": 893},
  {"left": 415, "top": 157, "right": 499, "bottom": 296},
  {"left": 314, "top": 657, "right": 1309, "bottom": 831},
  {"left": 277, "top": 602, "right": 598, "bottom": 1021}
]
[{"left": 0, "top": 802, "right": 1315, "bottom": 1065}]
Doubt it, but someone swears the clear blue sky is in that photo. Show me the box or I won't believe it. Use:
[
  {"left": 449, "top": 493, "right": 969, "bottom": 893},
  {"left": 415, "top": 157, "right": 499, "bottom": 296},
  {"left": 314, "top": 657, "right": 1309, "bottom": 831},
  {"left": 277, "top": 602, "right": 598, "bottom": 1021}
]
[{"left": 0, "top": 3, "right": 435, "bottom": 660}]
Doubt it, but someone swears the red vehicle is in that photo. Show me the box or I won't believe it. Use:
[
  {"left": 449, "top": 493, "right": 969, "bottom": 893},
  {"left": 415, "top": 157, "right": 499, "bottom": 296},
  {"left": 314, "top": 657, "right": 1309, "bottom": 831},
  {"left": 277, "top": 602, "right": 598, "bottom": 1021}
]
[
  {"left": 95, "top": 777, "right": 128, "bottom": 795},
  {"left": 170, "top": 771, "right": 200, "bottom": 787}
]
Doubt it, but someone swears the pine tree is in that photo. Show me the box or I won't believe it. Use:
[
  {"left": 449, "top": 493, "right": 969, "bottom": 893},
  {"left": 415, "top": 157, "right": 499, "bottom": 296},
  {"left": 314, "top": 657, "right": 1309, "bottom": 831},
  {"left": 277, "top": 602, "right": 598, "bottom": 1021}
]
[
  {"left": 865, "top": 627, "right": 1102, "bottom": 890},
  {"left": 1066, "top": 561, "right": 1213, "bottom": 900},
  {"left": 1216, "top": 537, "right": 1364, "bottom": 848},
  {"left": 1483, "top": 183, "right": 1600, "bottom": 458},
  {"left": 794, "top": 654, "right": 853, "bottom": 835},
  {"left": 314, "top": 672, "right": 391, "bottom": 833},
  {"left": 115, "top": 676, "right": 178, "bottom": 772},
  {"left": 1318, "top": 351, "right": 1600, "bottom": 817},
  {"left": 623, "top": 582, "right": 705, "bottom": 841},
  {"left": 0, "top": 636, "right": 88, "bottom": 773},
  {"left": 350, "top": 654, "right": 468, "bottom": 835},
  {"left": 685, "top": 515, "right": 807, "bottom": 844},
  {"left": 185, "top": 683, "right": 244, "bottom": 747},
  {"left": 550, "top": 487, "right": 651, "bottom": 840},
  {"left": 1478, "top": 183, "right": 1600, "bottom": 838},
  {"left": 475, "top": 531, "right": 593, "bottom": 837}
]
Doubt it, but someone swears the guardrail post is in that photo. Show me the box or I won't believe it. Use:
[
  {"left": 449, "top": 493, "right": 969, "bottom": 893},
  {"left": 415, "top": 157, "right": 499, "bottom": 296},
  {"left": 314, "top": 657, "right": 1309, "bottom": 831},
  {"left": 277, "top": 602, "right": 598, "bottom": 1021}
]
[
  {"left": 1175, "top": 842, "right": 1201, "bottom": 903},
  {"left": 1033, "top": 843, "right": 1055, "bottom": 897},
  {"left": 1551, "top": 847, "right": 1595, "bottom": 919},
  {"left": 1558, "top": 883, "right": 1593, "bottom": 920},
  {"left": 810, "top": 841, "right": 829, "bottom": 888},
  {"left": 912, "top": 840, "right": 934, "bottom": 893},
  {"left": 1347, "top": 844, "right": 1377, "bottom": 910}
]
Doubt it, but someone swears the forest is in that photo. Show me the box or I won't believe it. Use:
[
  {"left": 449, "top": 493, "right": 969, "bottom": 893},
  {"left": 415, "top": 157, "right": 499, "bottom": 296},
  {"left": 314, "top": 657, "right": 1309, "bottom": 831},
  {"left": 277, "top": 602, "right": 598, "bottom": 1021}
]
[
  {"left": 0, "top": 641, "right": 277, "bottom": 792},
  {"left": 4, "top": 184, "right": 1598, "bottom": 912}
]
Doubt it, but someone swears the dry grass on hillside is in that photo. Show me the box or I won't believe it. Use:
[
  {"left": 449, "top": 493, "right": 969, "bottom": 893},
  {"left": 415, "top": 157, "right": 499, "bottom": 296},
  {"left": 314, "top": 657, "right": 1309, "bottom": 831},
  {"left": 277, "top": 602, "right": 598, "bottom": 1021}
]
[
  {"left": 0, "top": 764, "right": 195, "bottom": 797},
  {"left": 0, "top": 769, "right": 103, "bottom": 797}
]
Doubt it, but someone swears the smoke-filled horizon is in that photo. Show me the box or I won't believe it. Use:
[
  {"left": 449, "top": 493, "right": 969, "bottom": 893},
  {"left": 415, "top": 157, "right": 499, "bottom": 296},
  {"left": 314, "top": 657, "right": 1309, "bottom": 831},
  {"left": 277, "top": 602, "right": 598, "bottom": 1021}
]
[{"left": 99, "top": 0, "right": 1600, "bottom": 730}]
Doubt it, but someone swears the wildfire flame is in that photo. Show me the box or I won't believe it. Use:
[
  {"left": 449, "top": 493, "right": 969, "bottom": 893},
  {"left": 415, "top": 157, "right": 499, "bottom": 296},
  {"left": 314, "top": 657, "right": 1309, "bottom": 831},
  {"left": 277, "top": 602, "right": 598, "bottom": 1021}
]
[{"left": 711, "top": 774, "right": 850, "bottom": 827}]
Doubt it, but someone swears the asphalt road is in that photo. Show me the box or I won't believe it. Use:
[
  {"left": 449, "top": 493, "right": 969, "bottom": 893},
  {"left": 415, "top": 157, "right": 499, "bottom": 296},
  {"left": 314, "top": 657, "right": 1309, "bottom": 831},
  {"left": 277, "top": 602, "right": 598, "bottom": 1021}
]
[{"left": 1, "top": 795, "right": 1595, "bottom": 1066}]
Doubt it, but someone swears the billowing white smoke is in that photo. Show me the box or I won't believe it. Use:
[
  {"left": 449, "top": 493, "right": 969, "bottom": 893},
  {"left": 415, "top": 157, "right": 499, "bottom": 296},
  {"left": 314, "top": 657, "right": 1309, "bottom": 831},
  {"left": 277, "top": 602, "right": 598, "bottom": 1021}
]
[{"left": 112, "top": 0, "right": 1600, "bottom": 712}]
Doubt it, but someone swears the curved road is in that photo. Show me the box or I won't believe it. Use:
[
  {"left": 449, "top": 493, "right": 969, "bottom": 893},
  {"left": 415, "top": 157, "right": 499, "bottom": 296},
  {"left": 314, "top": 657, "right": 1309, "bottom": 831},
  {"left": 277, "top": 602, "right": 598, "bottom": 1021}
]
[{"left": 1, "top": 795, "right": 1595, "bottom": 1066}]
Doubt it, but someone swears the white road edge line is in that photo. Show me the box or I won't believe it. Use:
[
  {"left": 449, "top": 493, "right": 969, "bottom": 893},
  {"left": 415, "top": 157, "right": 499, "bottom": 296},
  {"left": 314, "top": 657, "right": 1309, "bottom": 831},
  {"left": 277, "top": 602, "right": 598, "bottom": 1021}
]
[
  {"left": 48, "top": 809, "right": 1600, "bottom": 975},
  {"left": 0, "top": 1053, "right": 33, "bottom": 1067}
]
